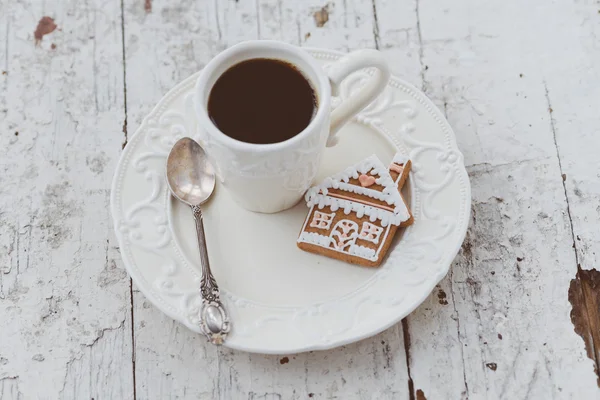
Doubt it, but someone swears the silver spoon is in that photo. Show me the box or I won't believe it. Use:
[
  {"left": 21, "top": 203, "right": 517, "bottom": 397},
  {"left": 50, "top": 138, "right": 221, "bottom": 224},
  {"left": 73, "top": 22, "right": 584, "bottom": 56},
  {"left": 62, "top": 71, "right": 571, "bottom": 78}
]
[{"left": 166, "top": 137, "right": 230, "bottom": 344}]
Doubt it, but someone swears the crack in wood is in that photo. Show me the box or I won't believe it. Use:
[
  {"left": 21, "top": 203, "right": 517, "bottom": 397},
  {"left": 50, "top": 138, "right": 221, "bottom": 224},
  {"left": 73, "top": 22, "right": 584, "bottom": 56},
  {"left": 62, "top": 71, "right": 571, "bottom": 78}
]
[
  {"left": 414, "top": 0, "right": 426, "bottom": 93},
  {"left": 371, "top": 0, "right": 380, "bottom": 49},
  {"left": 546, "top": 83, "right": 599, "bottom": 387},
  {"left": 85, "top": 319, "right": 126, "bottom": 348},
  {"left": 120, "top": 0, "right": 135, "bottom": 398},
  {"left": 120, "top": 0, "right": 129, "bottom": 150},
  {"left": 3, "top": 17, "right": 8, "bottom": 86},
  {"left": 499, "top": 342, "right": 522, "bottom": 397},
  {"left": 523, "top": 364, "right": 539, "bottom": 399},
  {"left": 59, "top": 354, "right": 83, "bottom": 397},
  {"left": 450, "top": 239, "right": 471, "bottom": 398},
  {"left": 402, "top": 318, "right": 416, "bottom": 400},
  {"left": 0, "top": 375, "right": 22, "bottom": 400},
  {"left": 544, "top": 82, "right": 577, "bottom": 263},
  {"left": 129, "top": 278, "right": 137, "bottom": 399},
  {"left": 255, "top": 0, "right": 261, "bottom": 39},
  {"left": 214, "top": 0, "right": 222, "bottom": 41}
]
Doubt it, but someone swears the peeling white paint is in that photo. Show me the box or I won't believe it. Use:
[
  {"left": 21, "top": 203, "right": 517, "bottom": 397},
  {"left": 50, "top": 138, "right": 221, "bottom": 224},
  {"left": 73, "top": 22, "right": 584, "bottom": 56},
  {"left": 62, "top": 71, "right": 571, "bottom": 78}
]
[
  {"left": 1, "top": 0, "right": 599, "bottom": 398},
  {"left": 0, "top": 0, "right": 132, "bottom": 398}
]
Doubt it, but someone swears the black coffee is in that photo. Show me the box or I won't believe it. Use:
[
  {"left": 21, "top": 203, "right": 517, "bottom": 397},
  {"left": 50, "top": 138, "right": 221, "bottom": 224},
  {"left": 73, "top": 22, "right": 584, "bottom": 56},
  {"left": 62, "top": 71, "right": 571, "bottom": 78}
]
[{"left": 208, "top": 58, "right": 317, "bottom": 144}]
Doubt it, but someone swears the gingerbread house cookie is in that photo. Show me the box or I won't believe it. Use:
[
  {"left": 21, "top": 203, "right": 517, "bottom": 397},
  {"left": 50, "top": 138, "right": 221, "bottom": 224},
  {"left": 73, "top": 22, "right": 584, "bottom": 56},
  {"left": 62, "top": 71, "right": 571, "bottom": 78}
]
[{"left": 297, "top": 153, "right": 413, "bottom": 267}]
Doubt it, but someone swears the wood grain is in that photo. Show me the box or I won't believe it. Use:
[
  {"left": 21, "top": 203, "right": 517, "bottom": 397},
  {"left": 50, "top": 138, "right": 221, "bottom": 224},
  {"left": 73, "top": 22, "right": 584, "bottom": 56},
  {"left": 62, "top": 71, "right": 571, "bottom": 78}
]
[
  {"left": 381, "top": 0, "right": 600, "bottom": 397},
  {"left": 1, "top": 0, "right": 599, "bottom": 398},
  {"left": 0, "top": 0, "right": 133, "bottom": 398}
]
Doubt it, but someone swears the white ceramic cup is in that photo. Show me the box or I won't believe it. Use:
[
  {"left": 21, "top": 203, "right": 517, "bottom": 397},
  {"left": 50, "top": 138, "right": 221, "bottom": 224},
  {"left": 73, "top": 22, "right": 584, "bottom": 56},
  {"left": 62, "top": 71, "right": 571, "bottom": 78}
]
[{"left": 194, "top": 40, "right": 390, "bottom": 213}]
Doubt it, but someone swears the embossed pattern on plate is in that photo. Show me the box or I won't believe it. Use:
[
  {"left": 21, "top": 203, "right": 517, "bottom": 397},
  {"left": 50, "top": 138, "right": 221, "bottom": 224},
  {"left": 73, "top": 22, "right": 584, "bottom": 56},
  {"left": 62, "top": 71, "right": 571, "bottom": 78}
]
[{"left": 110, "top": 48, "right": 471, "bottom": 354}]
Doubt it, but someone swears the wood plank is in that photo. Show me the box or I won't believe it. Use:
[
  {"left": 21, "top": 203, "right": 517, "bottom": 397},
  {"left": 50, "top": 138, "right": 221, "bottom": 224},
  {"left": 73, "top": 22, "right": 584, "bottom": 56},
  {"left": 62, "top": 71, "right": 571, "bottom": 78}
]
[
  {"left": 406, "top": 160, "right": 598, "bottom": 399},
  {"left": 0, "top": 0, "right": 133, "bottom": 398},
  {"left": 543, "top": 0, "right": 600, "bottom": 386},
  {"left": 372, "top": 0, "right": 600, "bottom": 397},
  {"left": 135, "top": 303, "right": 410, "bottom": 399}
]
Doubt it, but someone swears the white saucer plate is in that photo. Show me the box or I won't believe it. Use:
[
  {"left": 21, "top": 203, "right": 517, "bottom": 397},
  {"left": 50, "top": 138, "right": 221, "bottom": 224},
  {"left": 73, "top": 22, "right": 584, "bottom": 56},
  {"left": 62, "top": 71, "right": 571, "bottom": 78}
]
[{"left": 110, "top": 48, "right": 470, "bottom": 354}]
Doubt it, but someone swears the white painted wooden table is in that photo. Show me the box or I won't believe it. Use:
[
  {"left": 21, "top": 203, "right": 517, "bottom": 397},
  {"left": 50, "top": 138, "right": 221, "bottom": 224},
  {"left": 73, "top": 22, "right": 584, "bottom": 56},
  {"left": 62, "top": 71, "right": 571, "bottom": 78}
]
[{"left": 1, "top": 0, "right": 599, "bottom": 398}]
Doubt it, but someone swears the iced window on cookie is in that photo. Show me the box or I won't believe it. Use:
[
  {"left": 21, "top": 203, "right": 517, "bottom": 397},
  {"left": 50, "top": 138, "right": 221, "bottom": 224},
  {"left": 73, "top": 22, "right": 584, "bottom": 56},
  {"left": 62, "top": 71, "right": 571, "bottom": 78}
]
[
  {"left": 310, "top": 211, "right": 335, "bottom": 230},
  {"left": 359, "top": 222, "right": 384, "bottom": 244}
]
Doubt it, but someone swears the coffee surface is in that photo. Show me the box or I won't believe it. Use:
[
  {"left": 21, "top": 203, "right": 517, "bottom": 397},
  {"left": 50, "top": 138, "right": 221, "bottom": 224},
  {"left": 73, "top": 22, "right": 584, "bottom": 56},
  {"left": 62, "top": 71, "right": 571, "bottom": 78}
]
[{"left": 208, "top": 58, "right": 317, "bottom": 144}]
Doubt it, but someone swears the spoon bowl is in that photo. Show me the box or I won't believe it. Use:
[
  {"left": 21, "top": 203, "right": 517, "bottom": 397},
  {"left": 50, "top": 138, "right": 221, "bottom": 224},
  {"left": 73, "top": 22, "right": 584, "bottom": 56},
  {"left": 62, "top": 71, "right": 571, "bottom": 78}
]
[{"left": 166, "top": 137, "right": 216, "bottom": 207}]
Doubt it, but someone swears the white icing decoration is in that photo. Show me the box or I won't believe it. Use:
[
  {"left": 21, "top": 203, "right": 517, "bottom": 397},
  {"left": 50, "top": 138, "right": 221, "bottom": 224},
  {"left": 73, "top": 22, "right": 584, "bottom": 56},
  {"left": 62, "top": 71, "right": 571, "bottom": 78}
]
[
  {"left": 359, "top": 222, "right": 384, "bottom": 244},
  {"left": 310, "top": 211, "right": 335, "bottom": 230},
  {"left": 297, "top": 232, "right": 377, "bottom": 262},
  {"left": 305, "top": 194, "right": 408, "bottom": 227},
  {"left": 348, "top": 244, "right": 376, "bottom": 259},
  {"left": 335, "top": 182, "right": 395, "bottom": 203},
  {"left": 392, "top": 153, "right": 409, "bottom": 165},
  {"left": 304, "top": 153, "right": 410, "bottom": 226},
  {"left": 298, "top": 231, "right": 332, "bottom": 248}
]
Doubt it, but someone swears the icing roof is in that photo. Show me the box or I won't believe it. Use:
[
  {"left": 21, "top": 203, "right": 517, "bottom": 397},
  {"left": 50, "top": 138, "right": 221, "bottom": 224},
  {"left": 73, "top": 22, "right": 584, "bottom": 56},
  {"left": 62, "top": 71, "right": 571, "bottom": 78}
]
[{"left": 305, "top": 153, "right": 411, "bottom": 225}]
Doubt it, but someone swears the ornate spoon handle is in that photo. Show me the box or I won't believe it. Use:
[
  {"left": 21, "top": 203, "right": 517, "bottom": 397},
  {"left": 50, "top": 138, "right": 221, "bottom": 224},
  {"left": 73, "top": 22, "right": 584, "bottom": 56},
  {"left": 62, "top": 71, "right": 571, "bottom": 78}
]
[{"left": 191, "top": 205, "right": 230, "bottom": 344}]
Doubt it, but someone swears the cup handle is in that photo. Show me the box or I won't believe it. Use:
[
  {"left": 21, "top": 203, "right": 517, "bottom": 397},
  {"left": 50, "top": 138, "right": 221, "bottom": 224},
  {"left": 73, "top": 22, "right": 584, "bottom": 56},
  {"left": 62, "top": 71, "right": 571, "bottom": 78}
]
[{"left": 326, "top": 49, "right": 391, "bottom": 147}]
